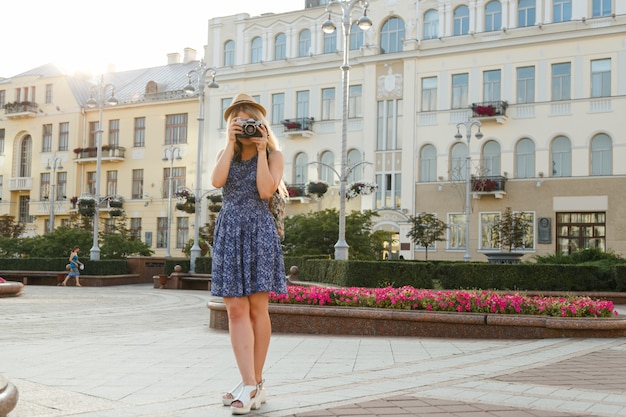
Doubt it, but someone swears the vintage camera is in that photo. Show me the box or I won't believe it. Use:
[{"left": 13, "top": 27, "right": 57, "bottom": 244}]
[{"left": 236, "top": 118, "right": 263, "bottom": 139}]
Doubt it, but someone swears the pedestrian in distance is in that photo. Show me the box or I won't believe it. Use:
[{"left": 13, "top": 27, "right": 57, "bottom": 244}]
[
  {"left": 62, "top": 246, "right": 84, "bottom": 287},
  {"left": 210, "top": 93, "right": 288, "bottom": 415}
]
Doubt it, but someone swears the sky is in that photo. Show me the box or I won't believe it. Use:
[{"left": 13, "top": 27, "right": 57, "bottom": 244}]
[{"left": 1, "top": 0, "right": 299, "bottom": 78}]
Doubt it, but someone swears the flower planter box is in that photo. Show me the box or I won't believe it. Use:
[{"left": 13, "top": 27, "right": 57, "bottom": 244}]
[{"left": 207, "top": 300, "right": 626, "bottom": 339}]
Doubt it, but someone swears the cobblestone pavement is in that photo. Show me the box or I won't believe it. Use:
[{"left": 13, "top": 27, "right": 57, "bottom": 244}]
[{"left": 1, "top": 284, "right": 624, "bottom": 417}]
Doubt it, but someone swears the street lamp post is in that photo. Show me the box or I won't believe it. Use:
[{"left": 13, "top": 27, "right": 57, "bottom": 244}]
[
  {"left": 45, "top": 155, "right": 63, "bottom": 233},
  {"left": 454, "top": 120, "right": 483, "bottom": 262},
  {"left": 86, "top": 75, "right": 118, "bottom": 261},
  {"left": 322, "top": 0, "right": 372, "bottom": 260},
  {"left": 183, "top": 61, "right": 219, "bottom": 273},
  {"left": 162, "top": 146, "right": 182, "bottom": 258}
]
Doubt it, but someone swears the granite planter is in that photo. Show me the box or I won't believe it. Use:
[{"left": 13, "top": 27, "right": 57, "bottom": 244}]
[{"left": 0, "top": 375, "right": 18, "bottom": 417}]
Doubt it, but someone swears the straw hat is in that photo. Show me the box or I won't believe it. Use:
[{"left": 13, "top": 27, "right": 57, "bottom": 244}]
[{"left": 223, "top": 93, "right": 266, "bottom": 121}]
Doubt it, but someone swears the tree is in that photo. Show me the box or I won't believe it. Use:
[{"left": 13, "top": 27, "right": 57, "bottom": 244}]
[
  {"left": 492, "top": 207, "right": 532, "bottom": 252},
  {"left": 282, "top": 209, "right": 389, "bottom": 260},
  {"left": 0, "top": 215, "right": 25, "bottom": 238},
  {"left": 406, "top": 213, "right": 447, "bottom": 260}
]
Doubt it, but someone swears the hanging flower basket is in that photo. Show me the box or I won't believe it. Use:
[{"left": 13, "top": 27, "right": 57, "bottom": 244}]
[
  {"left": 77, "top": 198, "right": 95, "bottom": 208},
  {"left": 109, "top": 209, "right": 123, "bottom": 217},
  {"left": 109, "top": 199, "right": 123, "bottom": 208},
  {"left": 209, "top": 203, "right": 222, "bottom": 213},
  {"left": 184, "top": 204, "right": 196, "bottom": 214},
  {"left": 306, "top": 181, "right": 329, "bottom": 199},
  {"left": 346, "top": 181, "right": 378, "bottom": 200},
  {"left": 208, "top": 194, "right": 222, "bottom": 203},
  {"left": 78, "top": 207, "right": 95, "bottom": 217}
]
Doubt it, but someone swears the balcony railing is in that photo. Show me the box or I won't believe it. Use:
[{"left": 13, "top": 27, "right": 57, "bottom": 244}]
[
  {"left": 3, "top": 101, "right": 38, "bottom": 118},
  {"left": 471, "top": 175, "right": 507, "bottom": 199},
  {"left": 73, "top": 146, "right": 126, "bottom": 163},
  {"left": 282, "top": 117, "right": 315, "bottom": 138},
  {"left": 470, "top": 101, "right": 508, "bottom": 123}
]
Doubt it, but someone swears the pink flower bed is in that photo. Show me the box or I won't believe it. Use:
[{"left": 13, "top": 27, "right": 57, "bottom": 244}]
[{"left": 270, "top": 286, "right": 618, "bottom": 318}]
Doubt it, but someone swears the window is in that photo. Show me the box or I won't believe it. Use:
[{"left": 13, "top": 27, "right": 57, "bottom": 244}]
[
  {"left": 483, "top": 70, "right": 501, "bottom": 102},
  {"left": 320, "top": 151, "right": 335, "bottom": 184},
  {"left": 299, "top": 29, "right": 311, "bottom": 57},
  {"left": 551, "top": 136, "right": 571, "bottom": 177},
  {"left": 296, "top": 91, "right": 310, "bottom": 119},
  {"left": 553, "top": 0, "right": 572, "bottom": 22},
  {"left": 58, "top": 122, "right": 69, "bottom": 151},
  {"left": 451, "top": 73, "right": 469, "bottom": 109},
  {"left": 224, "top": 40, "right": 235, "bottom": 66},
  {"left": 157, "top": 217, "right": 167, "bottom": 248},
  {"left": 108, "top": 119, "right": 119, "bottom": 147},
  {"left": 421, "top": 77, "right": 437, "bottom": 111},
  {"left": 56, "top": 172, "right": 67, "bottom": 201},
  {"left": 481, "top": 141, "right": 501, "bottom": 176},
  {"left": 19, "top": 195, "right": 32, "bottom": 224},
  {"left": 380, "top": 17, "right": 405, "bottom": 54},
  {"left": 347, "top": 149, "right": 362, "bottom": 183},
  {"left": 556, "top": 212, "right": 605, "bottom": 254},
  {"left": 87, "top": 171, "right": 96, "bottom": 195},
  {"left": 130, "top": 218, "right": 142, "bottom": 240},
  {"left": 419, "top": 144, "right": 437, "bottom": 182},
  {"left": 176, "top": 217, "right": 189, "bottom": 249},
  {"left": 275, "top": 33, "right": 286, "bottom": 60},
  {"left": 0, "top": 90, "right": 5, "bottom": 109},
  {"left": 480, "top": 213, "right": 500, "bottom": 249},
  {"left": 516, "top": 66, "right": 535, "bottom": 103},
  {"left": 40, "top": 173, "right": 50, "bottom": 200},
  {"left": 163, "top": 167, "right": 186, "bottom": 198},
  {"left": 45, "top": 84, "right": 53, "bottom": 103},
  {"left": 453, "top": 5, "right": 469, "bottom": 35},
  {"left": 592, "top": 0, "right": 611, "bottom": 17},
  {"left": 485, "top": 1, "right": 502, "bottom": 32},
  {"left": 448, "top": 213, "right": 466, "bottom": 250},
  {"left": 323, "top": 31, "right": 336, "bottom": 54},
  {"left": 590, "top": 134, "right": 612, "bottom": 176},
  {"left": 451, "top": 142, "right": 468, "bottom": 180},
  {"left": 106, "top": 170, "right": 118, "bottom": 197},
  {"left": 423, "top": 9, "right": 438, "bottom": 39},
  {"left": 376, "top": 99, "right": 403, "bottom": 150},
  {"left": 551, "top": 63, "right": 571, "bottom": 101},
  {"left": 132, "top": 169, "right": 144, "bottom": 199},
  {"left": 0, "top": 128, "right": 4, "bottom": 154},
  {"left": 42, "top": 124, "right": 52, "bottom": 152},
  {"left": 294, "top": 153, "right": 308, "bottom": 184},
  {"left": 348, "top": 85, "right": 362, "bottom": 118},
  {"left": 515, "top": 138, "right": 535, "bottom": 178},
  {"left": 518, "top": 0, "right": 536, "bottom": 27},
  {"left": 271, "top": 93, "right": 284, "bottom": 125},
  {"left": 134, "top": 117, "right": 145, "bottom": 147},
  {"left": 321, "top": 88, "right": 335, "bottom": 120},
  {"left": 251, "top": 36, "right": 263, "bottom": 63},
  {"left": 375, "top": 173, "right": 401, "bottom": 209},
  {"left": 349, "top": 23, "right": 364, "bottom": 50},
  {"left": 165, "top": 114, "right": 188, "bottom": 145},
  {"left": 104, "top": 218, "right": 116, "bottom": 234},
  {"left": 591, "top": 59, "right": 611, "bottom": 98},
  {"left": 221, "top": 98, "right": 233, "bottom": 129}
]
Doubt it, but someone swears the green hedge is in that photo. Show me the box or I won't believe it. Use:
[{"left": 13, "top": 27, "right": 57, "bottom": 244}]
[{"left": 0, "top": 258, "right": 129, "bottom": 275}]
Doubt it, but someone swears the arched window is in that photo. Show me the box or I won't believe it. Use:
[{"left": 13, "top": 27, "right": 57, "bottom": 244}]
[
  {"left": 347, "top": 149, "right": 362, "bottom": 182},
  {"left": 481, "top": 140, "right": 501, "bottom": 176},
  {"left": 323, "top": 31, "right": 336, "bottom": 54},
  {"left": 320, "top": 151, "right": 335, "bottom": 184},
  {"left": 515, "top": 138, "right": 535, "bottom": 178},
  {"left": 20, "top": 135, "right": 32, "bottom": 177},
  {"left": 451, "top": 142, "right": 468, "bottom": 181},
  {"left": 420, "top": 144, "right": 437, "bottom": 182},
  {"left": 299, "top": 29, "right": 311, "bottom": 57},
  {"left": 294, "top": 152, "right": 309, "bottom": 185},
  {"left": 423, "top": 9, "right": 438, "bottom": 39},
  {"left": 453, "top": 6, "right": 470, "bottom": 36},
  {"left": 275, "top": 33, "right": 286, "bottom": 60},
  {"left": 349, "top": 23, "right": 364, "bottom": 50},
  {"left": 590, "top": 133, "right": 612, "bottom": 176},
  {"left": 250, "top": 36, "right": 262, "bottom": 63},
  {"left": 224, "top": 40, "right": 235, "bottom": 66},
  {"left": 485, "top": 1, "right": 502, "bottom": 32},
  {"left": 380, "top": 17, "right": 405, "bottom": 54},
  {"left": 551, "top": 136, "right": 571, "bottom": 177}
]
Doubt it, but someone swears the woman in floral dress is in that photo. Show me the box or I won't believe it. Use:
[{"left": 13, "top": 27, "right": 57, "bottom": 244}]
[{"left": 211, "top": 93, "right": 287, "bottom": 415}]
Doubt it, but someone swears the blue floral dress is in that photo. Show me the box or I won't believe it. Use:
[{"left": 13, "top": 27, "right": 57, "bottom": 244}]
[{"left": 211, "top": 154, "right": 287, "bottom": 297}]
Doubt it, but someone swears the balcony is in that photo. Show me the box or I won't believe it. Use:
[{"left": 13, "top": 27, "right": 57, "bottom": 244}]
[
  {"left": 470, "top": 101, "right": 508, "bottom": 124},
  {"left": 286, "top": 183, "right": 311, "bottom": 203},
  {"left": 73, "top": 146, "right": 126, "bottom": 164},
  {"left": 3, "top": 101, "right": 38, "bottom": 118},
  {"left": 471, "top": 175, "right": 507, "bottom": 199},
  {"left": 282, "top": 117, "right": 315, "bottom": 138},
  {"left": 8, "top": 177, "right": 33, "bottom": 191}
]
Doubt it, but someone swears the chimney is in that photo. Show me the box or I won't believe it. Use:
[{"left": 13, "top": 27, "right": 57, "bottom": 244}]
[
  {"left": 183, "top": 48, "right": 197, "bottom": 64},
  {"left": 167, "top": 53, "right": 181, "bottom": 65}
]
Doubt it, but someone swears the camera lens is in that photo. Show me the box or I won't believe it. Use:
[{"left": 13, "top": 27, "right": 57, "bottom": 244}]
[{"left": 243, "top": 124, "right": 257, "bottom": 135}]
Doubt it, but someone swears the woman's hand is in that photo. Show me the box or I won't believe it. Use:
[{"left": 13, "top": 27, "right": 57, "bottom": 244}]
[
  {"left": 226, "top": 118, "right": 243, "bottom": 144},
  {"left": 250, "top": 124, "right": 268, "bottom": 153}
]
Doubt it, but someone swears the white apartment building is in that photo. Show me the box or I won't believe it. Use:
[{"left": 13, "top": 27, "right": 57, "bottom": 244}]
[{"left": 204, "top": 0, "right": 626, "bottom": 260}]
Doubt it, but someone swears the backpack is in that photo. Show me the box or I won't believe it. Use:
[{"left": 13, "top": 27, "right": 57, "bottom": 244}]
[{"left": 268, "top": 191, "right": 285, "bottom": 242}]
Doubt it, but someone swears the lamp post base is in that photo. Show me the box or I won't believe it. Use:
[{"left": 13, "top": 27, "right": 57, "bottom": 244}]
[
  {"left": 90, "top": 247, "right": 101, "bottom": 261},
  {"left": 334, "top": 241, "right": 349, "bottom": 261},
  {"left": 190, "top": 246, "right": 202, "bottom": 273}
]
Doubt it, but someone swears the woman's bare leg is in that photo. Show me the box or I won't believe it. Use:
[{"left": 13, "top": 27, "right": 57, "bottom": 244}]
[{"left": 248, "top": 292, "right": 270, "bottom": 383}]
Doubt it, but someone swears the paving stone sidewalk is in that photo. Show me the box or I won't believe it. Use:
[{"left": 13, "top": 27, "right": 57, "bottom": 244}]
[{"left": 1, "top": 285, "right": 624, "bottom": 417}]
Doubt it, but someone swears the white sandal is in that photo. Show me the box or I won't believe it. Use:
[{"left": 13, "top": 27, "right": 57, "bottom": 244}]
[
  {"left": 257, "top": 379, "right": 267, "bottom": 404},
  {"left": 230, "top": 385, "right": 259, "bottom": 415},
  {"left": 222, "top": 382, "right": 243, "bottom": 406}
]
